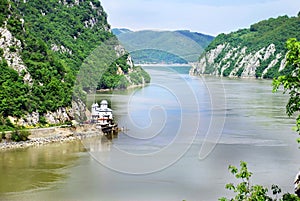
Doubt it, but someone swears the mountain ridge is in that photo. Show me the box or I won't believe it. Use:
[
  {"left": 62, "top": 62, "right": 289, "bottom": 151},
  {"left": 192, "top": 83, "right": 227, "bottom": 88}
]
[{"left": 113, "top": 28, "right": 214, "bottom": 64}]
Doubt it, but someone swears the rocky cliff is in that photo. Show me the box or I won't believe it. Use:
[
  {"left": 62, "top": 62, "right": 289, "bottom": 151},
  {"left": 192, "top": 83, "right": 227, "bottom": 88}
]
[
  {"left": 191, "top": 43, "right": 286, "bottom": 78},
  {"left": 0, "top": 0, "right": 150, "bottom": 128},
  {"left": 191, "top": 14, "right": 300, "bottom": 78}
]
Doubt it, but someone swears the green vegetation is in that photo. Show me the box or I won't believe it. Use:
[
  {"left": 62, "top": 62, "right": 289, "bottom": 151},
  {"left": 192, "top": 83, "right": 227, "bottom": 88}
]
[
  {"left": 273, "top": 38, "right": 300, "bottom": 143},
  {"left": 130, "top": 49, "right": 188, "bottom": 64},
  {"left": 115, "top": 29, "right": 214, "bottom": 63},
  {"left": 11, "top": 129, "right": 30, "bottom": 142},
  {"left": 130, "top": 65, "right": 151, "bottom": 84},
  {"left": 236, "top": 67, "right": 245, "bottom": 77},
  {"left": 0, "top": 0, "right": 150, "bottom": 130},
  {"left": 0, "top": 116, "right": 15, "bottom": 132},
  {"left": 204, "top": 14, "right": 300, "bottom": 78},
  {"left": 175, "top": 30, "right": 214, "bottom": 48},
  {"left": 219, "top": 161, "right": 300, "bottom": 201},
  {"left": 0, "top": 60, "right": 30, "bottom": 117}
]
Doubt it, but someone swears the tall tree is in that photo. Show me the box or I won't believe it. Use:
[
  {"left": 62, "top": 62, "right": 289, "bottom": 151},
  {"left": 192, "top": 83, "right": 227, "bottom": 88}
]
[{"left": 273, "top": 38, "right": 300, "bottom": 144}]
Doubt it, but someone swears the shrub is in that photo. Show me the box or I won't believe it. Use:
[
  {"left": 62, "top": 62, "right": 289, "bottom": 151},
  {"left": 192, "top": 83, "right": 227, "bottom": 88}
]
[
  {"left": 11, "top": 130, "right": 30, "bottom": 142},
  {"left": 1, "top": 131, "right": 5, "bottom": 140},
  {"left": 39, "top": 116, "right": 47, "bottom": 125}
]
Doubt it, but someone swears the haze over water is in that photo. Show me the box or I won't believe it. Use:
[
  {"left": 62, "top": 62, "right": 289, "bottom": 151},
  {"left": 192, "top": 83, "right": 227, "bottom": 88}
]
[{"left": 0, "top": 66, "right": 299, "bottom": 201}]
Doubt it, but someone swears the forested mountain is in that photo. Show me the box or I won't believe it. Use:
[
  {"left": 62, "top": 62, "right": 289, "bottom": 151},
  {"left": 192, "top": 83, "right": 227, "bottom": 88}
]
[
  {"left": 113, "top": 29, "right": 214, "bottom": 64},
  {"left": 130, "top": 49, "right": 188, "bottom": 64},
  {"left": 0, "top": 0, "right": 150, "bottom": 130},
  {"left": 191, "top": 14, "right": 300, "bottom": 78}
]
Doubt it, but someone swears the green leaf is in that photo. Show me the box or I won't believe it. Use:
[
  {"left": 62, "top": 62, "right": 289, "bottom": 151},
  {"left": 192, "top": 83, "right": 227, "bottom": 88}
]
[
  {"left": 225, "top": 183, "right": 235, "bottom": 191},
  {"left": 228, "top": 165, "right": 238, "bottom": 175}
]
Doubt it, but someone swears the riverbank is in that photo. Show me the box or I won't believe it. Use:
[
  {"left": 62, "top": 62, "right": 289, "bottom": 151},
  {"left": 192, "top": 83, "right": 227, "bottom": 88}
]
[
  {"left": 138, "top": 63, "right": 192, "bottom": 67},
  {"left": 0, "top": 125, "right": 102, "bottom": 150}
]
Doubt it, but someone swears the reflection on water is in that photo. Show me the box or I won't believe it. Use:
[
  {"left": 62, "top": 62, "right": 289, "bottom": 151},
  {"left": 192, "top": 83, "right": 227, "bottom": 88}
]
[
  {"left": 82, "top": 135, "right": 113, "bottom": 152},
  {"left": 0, "top": 141, "right": 85, "bottom": 195}
]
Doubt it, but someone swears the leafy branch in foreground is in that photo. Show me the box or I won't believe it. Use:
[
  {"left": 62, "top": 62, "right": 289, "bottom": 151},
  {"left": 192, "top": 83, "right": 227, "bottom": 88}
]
[
  {"left": 273, "top": 38, "right": 300, "bottom": 144},
  {"left": 219, "top": 161, "right": 300, "bottom": 201}
]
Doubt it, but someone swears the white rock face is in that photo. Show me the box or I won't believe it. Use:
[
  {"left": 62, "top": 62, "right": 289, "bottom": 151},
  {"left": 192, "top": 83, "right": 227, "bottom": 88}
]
[
  {"left": 207, "top": 44, "right": 226, "bottom": 63},
  {"left": 279, "top": 53, "right": 287, "bottom": 72},
  {"left": 84, "top": 17, "right": 98, "bottom": 28},
  {"left": 11, "top": 107, "right": 75, "bottom": 127},
  {"left": 72, "top": 99, "right": 87, "bottom": 122},
  {"left": 126, "top": 54, "right": 134, "bottom": 69},
  {"left": 262, "top": 53, "right": 282, "bottom": 75},
  {"left": 90, "top": 1, "right": 96, "bottom": 10},
  {"left": 17, "top": 112, "right": 40, "bottom": 126},
  {"left": 114, "top": 44, "right": 126, "bottom": 58},
  {"left": 191, "top": 43, "right": 285, "bottom": 78},
  {"left": 195, "top": 57, "right": 207, "bottom": 74},
  {"left": 74, "top": 0, "right": 80, "bottom": 5},
  {"left": 264, "top": 44, "right": 276, "bottom": 60},
  {"left": 239, "top": 47, "right": 265, "bottom": 77},
  {"left": 51, "top": 44, "right": 72, "bottom": 55},
  {"left": 190, "top": 44, "right": 226, "bottom": 75},
  {"left": 0, "top": 27, "right": 32, "bottom": 83},
  {"left": 45, "top": 107, "right": 71, "bottom": 125}
]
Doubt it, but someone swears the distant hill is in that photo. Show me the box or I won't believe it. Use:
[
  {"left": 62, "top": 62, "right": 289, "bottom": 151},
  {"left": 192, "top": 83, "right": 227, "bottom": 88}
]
[
  {"left": 114, "top": 29, "right": 214, "bottom": 63},
  {"left": 191, "top": 14, "right": 300, "bottom": 79},
  {"left": 112, "top": 28, "right": 132, "bottom": 36},
  {"left": 130, "top": 49, "right": 188, "bottom": 64}
]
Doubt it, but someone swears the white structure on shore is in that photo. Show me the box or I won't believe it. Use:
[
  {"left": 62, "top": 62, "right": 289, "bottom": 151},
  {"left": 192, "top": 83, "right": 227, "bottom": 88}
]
[{"left": 91, "top": 100, "right": 113, "bottom": 126}]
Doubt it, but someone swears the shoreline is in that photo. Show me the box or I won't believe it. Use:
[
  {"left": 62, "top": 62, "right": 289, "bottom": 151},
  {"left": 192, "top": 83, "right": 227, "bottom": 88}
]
[
  {"left": 96, "top": 83, "right": 146, "bottom": 93},
  {"left": 138, "top": 63, "right": 192, "bottom": 67},
  {"left": 0, "top": 125, "right": 103, "bottom": 150}
]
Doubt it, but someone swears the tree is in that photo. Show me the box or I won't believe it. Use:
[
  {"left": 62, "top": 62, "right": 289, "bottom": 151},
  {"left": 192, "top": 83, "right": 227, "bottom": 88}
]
[
  {"left": 219, "top": 161, "right": 300, "bottom": 201},
  {"left": 219, "top": 161, "right": 272, "bottom": 201},
  {"left": 273, "top": 38, "right": 300, "bottom": 144}
]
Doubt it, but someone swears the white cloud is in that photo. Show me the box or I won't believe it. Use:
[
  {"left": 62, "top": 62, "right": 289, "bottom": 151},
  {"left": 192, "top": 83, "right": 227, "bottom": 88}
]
[{"left": 100, "top": 0, "right": 300, "bottom": 36}]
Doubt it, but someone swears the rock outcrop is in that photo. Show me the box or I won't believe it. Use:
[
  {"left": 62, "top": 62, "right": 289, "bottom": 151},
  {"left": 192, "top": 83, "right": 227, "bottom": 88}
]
[
  {"left": 0, "top": 27, "right": 32, "bottom": 83},
  {"left": 191, "top": 43, "right": 287, "bottom": 78}
]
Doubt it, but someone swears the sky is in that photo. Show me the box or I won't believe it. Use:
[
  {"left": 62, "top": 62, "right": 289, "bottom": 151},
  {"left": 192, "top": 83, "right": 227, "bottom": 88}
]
[{"left": 100, "top": 0, "right": 300, "bottom": 36}]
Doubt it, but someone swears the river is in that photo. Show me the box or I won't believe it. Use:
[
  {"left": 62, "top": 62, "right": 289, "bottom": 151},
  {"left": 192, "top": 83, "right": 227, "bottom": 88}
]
[{"left": 0, "top": 65, "right": 299, "bottom": 201}]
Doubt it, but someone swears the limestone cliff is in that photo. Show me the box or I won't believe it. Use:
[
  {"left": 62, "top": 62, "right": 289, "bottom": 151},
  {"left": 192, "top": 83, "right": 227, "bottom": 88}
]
[
  {"left": 191, "top": 43, "right": 286, "bottom": 78},
  {"left": 191, "top": 14, "right": 300, "bottom": 79}
]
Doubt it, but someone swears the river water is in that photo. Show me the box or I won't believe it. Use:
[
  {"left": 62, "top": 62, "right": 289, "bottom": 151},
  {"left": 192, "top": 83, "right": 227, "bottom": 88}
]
[{"left": 0, "top": 66, "right": 299, "bottom": 201}]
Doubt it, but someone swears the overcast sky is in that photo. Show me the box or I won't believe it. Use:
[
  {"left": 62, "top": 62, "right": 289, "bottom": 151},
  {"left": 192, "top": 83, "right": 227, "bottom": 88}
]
[{"left": 100, "top": 0, "right": 300, "bottom": 36}]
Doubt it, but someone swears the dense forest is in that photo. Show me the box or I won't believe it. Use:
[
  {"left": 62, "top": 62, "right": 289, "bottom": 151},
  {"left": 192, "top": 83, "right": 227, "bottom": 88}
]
[
  {"left": 193, "top": 13, "right": 300, "bottom": 78},
  {"left": 0, "top": 0, "right": 150, "bottom": 130}
]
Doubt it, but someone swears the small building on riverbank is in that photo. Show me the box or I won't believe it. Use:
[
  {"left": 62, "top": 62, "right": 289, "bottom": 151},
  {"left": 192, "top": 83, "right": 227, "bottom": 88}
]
[{"left": 91, "top": 100, "right": 113, "bottom": 126}]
